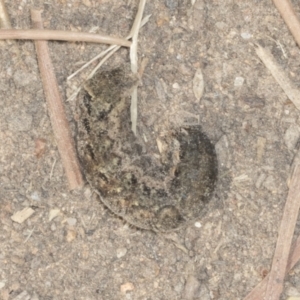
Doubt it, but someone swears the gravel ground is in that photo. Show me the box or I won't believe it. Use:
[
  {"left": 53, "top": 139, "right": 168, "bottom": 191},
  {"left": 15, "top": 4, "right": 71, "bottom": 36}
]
[{"left": 1, "top": 1, "right": 300, "bottom": 299}]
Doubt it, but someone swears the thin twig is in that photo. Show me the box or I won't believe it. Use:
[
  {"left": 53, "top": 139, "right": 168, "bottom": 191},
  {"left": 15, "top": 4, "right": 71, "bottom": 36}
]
[
  {"left": 244, "top": 232, "right": 300, "bottom": 300},
  {"left": 263, "top": 152, "right": 300, "bottom": 300},
  {"left": 0, "top": 29, "right": 131, "bottom": 47},
  {"left": 272, "top": 0, "right": 300, "bottom": 48},
  {"left": 0, "top": 0, "right": 11, "bottom": 28},
  {"left": 31, "top": 9, "right": 84, "bottom": 190},
  {"left": 67, "top": 14, "right": 151, "bottom": 81},
  {"left": 255, "top": 44, "right": 300, "bottom": 111},
  {"left": 67, "top": 44, "right": 118, "bottom": 81},
  {"left": 67, "top": 14, "right": 151, "bottom": 103}
]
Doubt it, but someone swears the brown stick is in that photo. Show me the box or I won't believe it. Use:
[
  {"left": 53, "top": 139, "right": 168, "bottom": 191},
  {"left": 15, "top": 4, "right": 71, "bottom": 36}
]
[
  {"left": 264, "top": 162, "right": 300, "bottom": 299},
  {"left": 244, "top": 233, "right": 300, "bottom": 300},
  {"left": 255, "top": 44, "right": 300, "bottom": 111},
  {"left": 272, "top": 0, "right": 300, "bottom": 48},
  {"left": 0, "top": 28, "right": 131, "bottom": 47},
  {"left": 31, "top": 9, "right": 84, "bottom": 190},
  {"left": 243, "top": 163, "right": 300, "bottom": 300}
]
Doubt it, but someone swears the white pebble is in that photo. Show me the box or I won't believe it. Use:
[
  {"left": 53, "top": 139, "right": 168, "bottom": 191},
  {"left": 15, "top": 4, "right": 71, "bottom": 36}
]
[
  {"left": 116, "top": 248, "right": 128, "bottom": 258},
  {"left": 194, "top": 222, "right": 202, "bottom": 228},
  {"left": 234, "top": 76, "right": 245, "bottom": 87}
]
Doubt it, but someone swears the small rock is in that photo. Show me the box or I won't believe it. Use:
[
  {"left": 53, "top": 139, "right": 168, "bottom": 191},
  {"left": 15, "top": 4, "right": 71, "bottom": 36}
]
[
  {"left": 193, "top": 68, "right": 205, "bottom": 101},
  {"left": 0, "top": 281, "right": 6, "bottom": 289},
  {"left": 215, "top": 135, "right": 230, "bottom": 168},
  {"left": 66, "top": 229, "right": 77, "bottom": 242},
  {"left": 172, "top": 82, "right": 180, "bottom": 89},
  {"left": 49, "top": 209, "right": 61, "bottom": 221},
  {"left": 234, "top": 76, "right": 245, "bottom": 87},
  {"left": 120, "top": 282, "right": 134, "bottom": 294},
  {"left": 30, "top": 191, "right": 41, "bottom": 202},
  {"left": 241, "top": 32, "right": 252, "bottom": 39},
  {"left": 284, "top": 124, "right": 300, "bottom": 151},
  {"left": 116, "top": 248, "right": 128, "bottom": 259},
  {"left": 66, "top": 218, "right": 77, "bottom": 226},
  {"left": 194, "top": 221, "right": 201, "bottom": 228},
  {"left": 11, "top": 207, "right": 35, "bottom": 224},
  {"left": 165, "top": 0, "right": 178, "bottom": 9}
]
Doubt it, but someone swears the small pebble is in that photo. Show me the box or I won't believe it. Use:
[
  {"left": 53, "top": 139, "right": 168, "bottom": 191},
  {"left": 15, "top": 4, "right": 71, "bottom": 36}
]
[
  {"left": 120, "top": 282, "right": 135, "bottom": 294},
  {"left": 241, "top": 32, "right": 252, "bottom": 39},
  {"left": 164, "top": 0, "right": 178, "bottom": 9},
  {"left": 284, "top": 124, "right": 300, "bottom": 151},
  {"left": 116, "top": 248, "right": 128, "bottom": 258},
  {"left": 0, "top": 281, "right": 6, "bottom": 289},
  {"left": 67, "top": 218, "right": 77, "bottom": 226},
  {"left": 234, "top": 76, "right": 245, "bottom": 87},
  {"left": 172, "top": 82, "right": 180, "bottom": 89},
  {"left": 194, "top": 222, "right": 202, "bottom": 228},
  {"left": 49, "top": 209, "right": 60, "bottom": 221},
  {"left": 66, "top": 229, "right": 77, "bottom": 242},
  {"left": 30, "top": 191, "right": 41, "bottom": 202}
]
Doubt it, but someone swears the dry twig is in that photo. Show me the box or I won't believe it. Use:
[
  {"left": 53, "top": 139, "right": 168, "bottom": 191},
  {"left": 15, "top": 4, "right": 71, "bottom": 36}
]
[
  {"left": 255, "top": 44, "right": 300, "bottom": 111},
  {"left": 68, "top": 14, "right": 151, "bottom": 81},
  {"left": 263, "top": 162, "right": 300, "bottom": 300},
  {"left": 0, "top": 28, "right": 131, "bottom": 47},
  {"left": 31, "top": 9, "right": 84, "bottom": 190},
  {"left": 244, "top": 232, "right": 300, "bottom": 300},
  {"left": 244, "top": 152, "right": 300, "bottom": 299},
  {"left": 272, "top": 0, "right": 300, "bottom": 48}
]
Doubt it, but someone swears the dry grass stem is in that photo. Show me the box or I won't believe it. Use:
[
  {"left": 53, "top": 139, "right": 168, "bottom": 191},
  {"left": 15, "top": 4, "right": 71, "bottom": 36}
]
[
  {"left": 67, "top": 44, "right": 117, "bottom": 81},
  {"left": 130, "top": 0, "right": 147, "bottom": 135},
  {"left": 255, "top": 44, "right": 300, "bottom": 111},
  {"left": 87, "top": 14, "right": 153, "bottom": 80},
  {"left": 67, "top": 14, "right": 151, "bottom": 81},
  {"left": 0, "top": 28, "right": 131, "bottom": 47},
  {"left": 31, "top": 9, "right": 84, "bottom": 190},
  {"left": 0, "top": 0, "right": 11, "bottom": 28},
  {"left": 272, "top": 0, "right": 300, "bottom": 48}
]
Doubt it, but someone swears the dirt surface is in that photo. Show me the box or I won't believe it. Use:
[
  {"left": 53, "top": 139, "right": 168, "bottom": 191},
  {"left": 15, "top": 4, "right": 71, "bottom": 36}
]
[{"left": 1, "top": 1, "right": 300, "bottom": 299}]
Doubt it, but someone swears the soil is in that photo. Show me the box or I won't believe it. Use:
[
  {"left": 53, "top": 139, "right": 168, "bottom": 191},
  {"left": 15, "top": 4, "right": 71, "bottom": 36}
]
[{"left": 1, "top": 0, "right": 300, "bottom": 299}]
